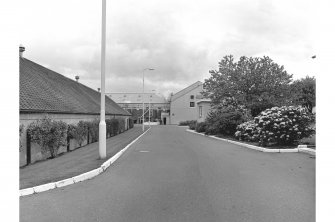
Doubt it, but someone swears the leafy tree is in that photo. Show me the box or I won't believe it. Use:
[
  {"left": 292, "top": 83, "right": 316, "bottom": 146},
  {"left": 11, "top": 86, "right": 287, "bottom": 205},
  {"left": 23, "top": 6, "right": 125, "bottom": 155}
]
[
  {"left": 290, "top": 76, "right": 315, "bottom": 113},
  {"left": 203, "top": 55, "right": 293, "bottom": 116}
]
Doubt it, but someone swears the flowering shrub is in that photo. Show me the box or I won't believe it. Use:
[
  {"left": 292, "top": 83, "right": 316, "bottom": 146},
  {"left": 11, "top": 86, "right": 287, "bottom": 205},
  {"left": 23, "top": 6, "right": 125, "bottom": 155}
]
[
  {"left": 235, "top": 106, "right": 315, "bottom": 146},
  {"left": 27, "top": 117, "right": 68, "bottom": 158}
]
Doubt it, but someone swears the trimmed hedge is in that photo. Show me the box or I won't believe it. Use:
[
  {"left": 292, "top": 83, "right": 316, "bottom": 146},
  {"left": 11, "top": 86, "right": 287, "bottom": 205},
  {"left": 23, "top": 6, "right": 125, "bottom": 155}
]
[
  {"left": 25, "top": 116, "right": 129, "bottom": 159},
  {"left": 179, "top": 120, "right": 197, "bottom": 126}
]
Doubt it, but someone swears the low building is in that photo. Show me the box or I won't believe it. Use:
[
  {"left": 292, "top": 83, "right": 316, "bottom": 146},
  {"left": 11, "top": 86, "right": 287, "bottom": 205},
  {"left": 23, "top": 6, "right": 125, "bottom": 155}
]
[
  {"left": 169, "top": 81, "right": 204, "bottom": 124},
  {"left": 19, "top": 48, "right": 130, "bottom": 166},
  {"left": 106, "top": 92, "right": 169, "bottom": 123}
]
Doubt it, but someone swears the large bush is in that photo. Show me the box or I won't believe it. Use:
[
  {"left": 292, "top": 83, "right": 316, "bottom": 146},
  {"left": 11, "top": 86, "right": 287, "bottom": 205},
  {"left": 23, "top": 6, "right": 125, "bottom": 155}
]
[
  {"left": 235, "top": 106, "right": 315, "bottom": 146},
  {"left": 68, "top": 121, "right": 88, "bottom": 147},
  {"left": 27, "top": 117, "right": 68, "bottom": 158},
  {"left": 88, "top": 119, "right": 99, "bottom": 142},
  {"left": 204, "top": 108, "right": 246, "bottom": 136},
  {"left": 195, "top": 122, "right": 207, "bottom": 133}
]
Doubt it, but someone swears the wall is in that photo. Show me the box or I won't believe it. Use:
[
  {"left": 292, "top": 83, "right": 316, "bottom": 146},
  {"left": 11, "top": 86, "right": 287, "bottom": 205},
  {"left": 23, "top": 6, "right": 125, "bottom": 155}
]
[
  {"left": 197, "top": 101, "right": 212, "bottom": 122},
  {"left": 19, "top": 113, "right": 129, "bottom": 167},
  {"left": 170, "top": 85, "right": 203, "bottom": 124}
]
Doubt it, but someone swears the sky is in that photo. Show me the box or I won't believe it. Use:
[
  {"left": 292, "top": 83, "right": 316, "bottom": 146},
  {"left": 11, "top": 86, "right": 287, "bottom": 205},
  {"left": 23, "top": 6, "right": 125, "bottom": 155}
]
[{"left": 18, "top": 0, "right": 316, "bottom": 98}]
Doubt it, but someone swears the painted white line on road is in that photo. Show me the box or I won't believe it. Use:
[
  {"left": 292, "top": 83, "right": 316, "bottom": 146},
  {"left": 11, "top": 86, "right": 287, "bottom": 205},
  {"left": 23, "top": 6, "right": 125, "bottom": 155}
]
[{"left": 139, "top": 150, "right": 149, "bottom": 153}]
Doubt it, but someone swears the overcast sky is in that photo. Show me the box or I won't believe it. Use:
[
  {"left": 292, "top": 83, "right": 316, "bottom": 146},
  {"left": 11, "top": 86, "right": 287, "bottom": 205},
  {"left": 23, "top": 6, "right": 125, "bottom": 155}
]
[{"left": 18, "top": 0, "right": 315, "bottom": 97}]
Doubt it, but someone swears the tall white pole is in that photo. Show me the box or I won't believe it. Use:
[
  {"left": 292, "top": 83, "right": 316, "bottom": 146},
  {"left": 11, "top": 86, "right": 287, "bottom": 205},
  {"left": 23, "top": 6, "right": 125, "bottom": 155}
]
[{"left": 99, "top": 0, "right": 107, "bottom": 159}]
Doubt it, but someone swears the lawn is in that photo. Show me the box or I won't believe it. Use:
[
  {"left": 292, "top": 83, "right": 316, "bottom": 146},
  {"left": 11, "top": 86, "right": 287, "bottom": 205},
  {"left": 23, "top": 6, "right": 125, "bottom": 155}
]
[{"left": 20, "top": 125, "right": 148, "bottom": 189}]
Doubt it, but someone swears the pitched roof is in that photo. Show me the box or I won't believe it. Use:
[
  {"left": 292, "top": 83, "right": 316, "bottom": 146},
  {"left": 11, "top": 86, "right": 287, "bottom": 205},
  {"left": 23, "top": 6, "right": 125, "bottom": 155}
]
[
  {"left": 20, "top": 57, "right": 130, "bottom": 116},
  {"left": 171, "top": 81, "right": 202, "bottom": 102}
]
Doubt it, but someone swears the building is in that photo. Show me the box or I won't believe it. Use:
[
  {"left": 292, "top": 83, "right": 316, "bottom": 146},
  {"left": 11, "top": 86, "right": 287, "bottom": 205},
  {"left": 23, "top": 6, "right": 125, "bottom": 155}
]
[
  {"left": 196, "top": 99, "right": 212, "bottom": 122},
  {"left": 169, "top": 81, "right": 205, "bottom": 124},
  {"left": 106, "top": 92, "right": 169, "bottom": 123},
  {"left": 19, "top": 48, "right": 130, "bottom": 166}
]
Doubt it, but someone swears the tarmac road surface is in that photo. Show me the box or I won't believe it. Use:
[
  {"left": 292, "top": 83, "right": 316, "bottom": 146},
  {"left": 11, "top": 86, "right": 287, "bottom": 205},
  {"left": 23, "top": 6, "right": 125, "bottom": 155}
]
[{"left": 20, "top": 125, "right": 315, "bottom": 222}]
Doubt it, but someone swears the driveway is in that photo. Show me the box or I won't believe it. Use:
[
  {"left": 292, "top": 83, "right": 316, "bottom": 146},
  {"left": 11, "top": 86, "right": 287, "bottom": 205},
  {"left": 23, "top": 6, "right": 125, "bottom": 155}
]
[{"left": 20, "top": 125, "right": 315, "bottom": 222}]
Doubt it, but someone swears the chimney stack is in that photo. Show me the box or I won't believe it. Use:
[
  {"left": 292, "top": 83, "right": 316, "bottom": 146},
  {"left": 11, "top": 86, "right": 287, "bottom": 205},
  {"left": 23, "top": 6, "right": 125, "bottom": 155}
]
[
  {"left": 75, "top": 75, "right": 79, "bottom": 82},
  {"left": 19, "top": 44, "right": 25, "bottom": 58}
]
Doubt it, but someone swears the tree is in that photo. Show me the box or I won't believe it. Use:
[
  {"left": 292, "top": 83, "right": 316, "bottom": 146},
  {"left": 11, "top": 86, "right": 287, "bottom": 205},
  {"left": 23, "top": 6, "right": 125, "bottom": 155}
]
[
  {"left": 290, "top": 76, "right": 315, "bottom": 113},
  {"left": 203, "top": 55, "right": 293, "bottom": 116}
]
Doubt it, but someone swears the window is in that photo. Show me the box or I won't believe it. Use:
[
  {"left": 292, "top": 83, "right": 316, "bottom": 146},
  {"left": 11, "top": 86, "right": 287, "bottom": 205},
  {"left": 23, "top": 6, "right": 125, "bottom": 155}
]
[
  {"left": 199, "top": 106, "right": 202, "bottom": 118},
  {"left": 190, "top": 102, "right": 195, "bottom": 107},
  {"left": 190, "top": 95, "right": 194, "bottom": 99}
]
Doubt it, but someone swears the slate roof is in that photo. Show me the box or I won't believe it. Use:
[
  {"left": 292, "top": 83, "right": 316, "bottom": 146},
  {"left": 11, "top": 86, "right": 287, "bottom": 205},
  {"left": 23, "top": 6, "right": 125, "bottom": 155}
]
[
  {"left": 171, "top": 81, "right": 203, "bottom": 102},
  {"left": 20, "top": 57, "right": 130, "bottom": 116}
]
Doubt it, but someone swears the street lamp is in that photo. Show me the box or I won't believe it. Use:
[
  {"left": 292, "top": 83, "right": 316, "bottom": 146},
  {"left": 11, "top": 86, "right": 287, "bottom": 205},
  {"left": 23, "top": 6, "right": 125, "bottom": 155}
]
[
  {"left": 99, "top": 0, "right": 107, "bottom": 159},
  {"left": 142, "top": 68, "right": 154, "bottom": 132}
]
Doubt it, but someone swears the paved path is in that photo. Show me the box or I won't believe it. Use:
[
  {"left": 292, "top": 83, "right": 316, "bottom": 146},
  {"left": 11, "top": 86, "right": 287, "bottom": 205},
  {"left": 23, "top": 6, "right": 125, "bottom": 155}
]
[{"left": 20, "top": 125, "right": 315, "bottom": 222}]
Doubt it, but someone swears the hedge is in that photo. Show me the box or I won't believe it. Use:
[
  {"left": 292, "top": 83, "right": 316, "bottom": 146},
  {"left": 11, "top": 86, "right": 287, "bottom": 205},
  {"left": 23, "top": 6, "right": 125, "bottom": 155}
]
[{"left": 25, "top": 116, "right": 129, "bottom": 160}]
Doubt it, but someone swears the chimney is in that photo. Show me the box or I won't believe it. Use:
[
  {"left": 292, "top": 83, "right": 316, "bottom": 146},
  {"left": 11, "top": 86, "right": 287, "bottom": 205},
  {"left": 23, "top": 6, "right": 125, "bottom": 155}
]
[
  {"left": 98, "top": 88, "right": 101, "bottom": 92},
  {"left": 75, "top": 75, "right": 79, "bottom": 82},
  {"left": 19, "top": 44, "right": 25, "bottom": 58}
]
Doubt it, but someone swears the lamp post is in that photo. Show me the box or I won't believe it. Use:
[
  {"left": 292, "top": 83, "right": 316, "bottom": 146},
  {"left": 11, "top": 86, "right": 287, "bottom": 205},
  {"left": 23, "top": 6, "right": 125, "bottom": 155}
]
[
  {"left": 142, "top": 68, "right": 154, "bottom": 132},
  {"left": 99, "top": 0, "right": 107, "bottom": 159}
]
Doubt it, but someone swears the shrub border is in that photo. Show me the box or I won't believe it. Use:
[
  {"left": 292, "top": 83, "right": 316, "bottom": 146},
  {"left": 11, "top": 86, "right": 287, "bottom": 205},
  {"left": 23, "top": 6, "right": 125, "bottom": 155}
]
[
  {"left": 186, "top": 129, "right": 316, "bottom": 155},
  {"left": 20, "top": 127, "right": 150, "bottom": 197}
]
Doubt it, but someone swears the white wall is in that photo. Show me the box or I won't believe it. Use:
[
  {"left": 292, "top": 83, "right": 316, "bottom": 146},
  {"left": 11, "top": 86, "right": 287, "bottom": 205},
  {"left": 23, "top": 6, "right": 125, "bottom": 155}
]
[
  {"left": 197, "top": 101, "right": 212, "bottom": 122},
  {"left": 170, "top": 85, "right": 203, "bottom": 124}
]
